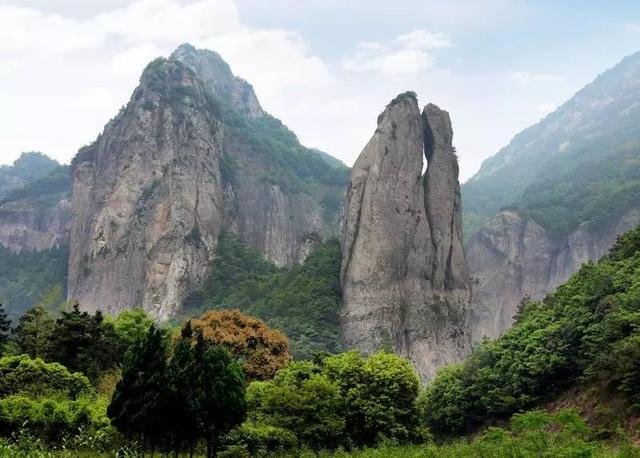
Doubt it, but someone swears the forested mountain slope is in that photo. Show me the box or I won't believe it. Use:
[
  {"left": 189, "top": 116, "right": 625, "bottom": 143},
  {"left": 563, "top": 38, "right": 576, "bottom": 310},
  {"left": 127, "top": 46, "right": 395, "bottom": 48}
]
[
  {"left": 465, "top": 51, "right": 640, "bottom": 340},
  {"left": 425, "top": 223, "right": 640, "bottom": 439},
  {"left": 0, "top": 153, "right": 71, "bottom": 319}
]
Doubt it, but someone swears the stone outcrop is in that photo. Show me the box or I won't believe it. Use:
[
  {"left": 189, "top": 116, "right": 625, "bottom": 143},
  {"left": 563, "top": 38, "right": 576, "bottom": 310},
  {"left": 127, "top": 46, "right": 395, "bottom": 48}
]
[
  {"left": 68, "top": 44, "right": 346, "bottom": 319},
  {"left": 340, "top": 93, "right": 471, "bottom": 380},
  {"left": 469, "top": 209, "right": 640, "bottom": 341},
  {"left": 0, "top": 198, "right": 71, "bottom": 251},
  {"left": 0, "top": 153, "right": 71, "bottom": 252}
]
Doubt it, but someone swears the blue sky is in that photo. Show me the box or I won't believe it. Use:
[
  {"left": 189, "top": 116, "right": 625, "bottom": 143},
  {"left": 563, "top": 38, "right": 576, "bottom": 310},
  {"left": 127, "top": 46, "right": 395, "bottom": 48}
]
[{"left": 2, "top": 0, "right": 640, "bottom": 180}]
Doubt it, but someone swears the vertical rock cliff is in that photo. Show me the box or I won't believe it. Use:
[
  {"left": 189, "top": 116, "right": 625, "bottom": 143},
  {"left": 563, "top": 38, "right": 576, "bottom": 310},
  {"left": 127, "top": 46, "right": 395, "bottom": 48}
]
[
  {"left": 68, "top": 44, "right": 347, "bottom": 319},
  {"left": 341, "top": 93, "right": 471, "bottom": 380},
  {"left": 469, "top": 209, "right": 640, "bottom": 341},
  {"left": 0, "top": 153, "right": 71, "bottom": 252}
]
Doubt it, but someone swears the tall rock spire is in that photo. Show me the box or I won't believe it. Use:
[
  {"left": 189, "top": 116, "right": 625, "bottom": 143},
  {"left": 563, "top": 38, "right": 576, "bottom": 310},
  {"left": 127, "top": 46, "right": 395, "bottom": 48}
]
[{"left": 340, "top": 92, "right": 471, "bottom": 380}]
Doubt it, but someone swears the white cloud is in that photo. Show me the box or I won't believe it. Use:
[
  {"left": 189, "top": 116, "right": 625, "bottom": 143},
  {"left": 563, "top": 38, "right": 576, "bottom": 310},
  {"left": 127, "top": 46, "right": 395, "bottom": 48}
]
[
  {"left": 343, "top": 29, "right": 452, "bottom": 77},
  {"left": 507, "top": 71, "right": 563, "bottom": 84}
]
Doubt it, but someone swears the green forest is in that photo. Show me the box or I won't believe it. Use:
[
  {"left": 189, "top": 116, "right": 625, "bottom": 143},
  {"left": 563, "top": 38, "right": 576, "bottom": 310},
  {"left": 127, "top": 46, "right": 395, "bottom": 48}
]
[
  {"left": 183, "top": 232, "right": 343, "bottom": 360},
  {"left": 0, "top": 224, "right": 640, "bottom": 456}
]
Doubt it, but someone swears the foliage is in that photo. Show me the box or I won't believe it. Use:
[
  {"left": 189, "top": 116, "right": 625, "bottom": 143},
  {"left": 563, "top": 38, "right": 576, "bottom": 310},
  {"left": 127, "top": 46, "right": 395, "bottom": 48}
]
[
  {"left": 0, "top": 305, "right": 9, "bottom": 354},
  {"left": 245, "top": 351, "right": 421, "bottom": 450},
  {"left": 0, "top": 355, "right": 94, "bottom": 399},
  {"left": 0, "top": 396, "right": 109, "bottom": 445},
  {"left": 422, "top": 224, "right": 640, "bottom": 435},
  {"left": 247, "top": 361, "right": 345, "bottom": 449},
  {"left": 108, "top": 325, "right": 171, "bottom": 448},
  {"left": 110, "top": 308, "right": 154, "bottom": 364},
  {"left": 192, "top": 339, "right": 247, "bottom": 457},
  {"left": 0, "top": 355, "right": 111, "bottom": 447},
  {"left": 12, "top": 306, "right": 55, "bottom": 359},
  {"left": 296, "top": 409, "right": 637, "bottom": 458},
  {"left": 187, "top": 232, "right": 343, "bottom": 359},
  {"left": 224, "top": 422, "right": 297, "bottom": 456},
  {"left": 186, "top": 309, "right": 290, "bottom": 381},
  {"left": 48, "top": 304, "right": 123, "bottom": 382},
  {"left": 323, "top": 351, "right": 421, "bottom": 446},
  {"left": 0, "top": 246, "right": 68, "bottom": 320},
  {"left": 109, "top": 324, "right": 247, "bottom": 456}
]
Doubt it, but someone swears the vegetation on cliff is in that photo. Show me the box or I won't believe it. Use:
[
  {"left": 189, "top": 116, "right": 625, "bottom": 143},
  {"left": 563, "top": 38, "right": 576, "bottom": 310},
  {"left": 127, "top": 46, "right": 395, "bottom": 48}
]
[
  {"left": 423, "top": 224, "right": 640, "bottom": 436},
  {"left": 186, "top": 232, "right": 343, "bottom": 360}
]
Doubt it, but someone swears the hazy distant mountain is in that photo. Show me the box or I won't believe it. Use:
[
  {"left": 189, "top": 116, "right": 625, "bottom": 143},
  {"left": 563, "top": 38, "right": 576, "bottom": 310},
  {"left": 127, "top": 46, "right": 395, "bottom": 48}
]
[{"left": 465, "top": 51, "right": 640, "bottom": 341}]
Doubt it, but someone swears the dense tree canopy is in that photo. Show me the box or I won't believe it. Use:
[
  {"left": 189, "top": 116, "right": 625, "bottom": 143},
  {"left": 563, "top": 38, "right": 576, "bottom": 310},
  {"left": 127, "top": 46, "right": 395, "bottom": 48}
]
[
  {"left": 48, "top": 304, "right": 122, "bottom": 381},
  {"left": 186, "top": 309, "right": 290, "bottom": 381},
  {"left": 245, "top": 351, "right": 422, "bottom": 450}
]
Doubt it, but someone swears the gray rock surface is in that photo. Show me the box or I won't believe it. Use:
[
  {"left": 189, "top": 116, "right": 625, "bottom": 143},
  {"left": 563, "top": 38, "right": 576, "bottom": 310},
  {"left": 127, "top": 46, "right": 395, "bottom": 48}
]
[
  {"left": 0, "top": 198, "right": 71, "bottom": 251},
  {"left": 68, "top": 44, "right": 345, "bottom": 319},
  {"left": 341, "top": 94, "right": 471, "bottom": 380},
  {"left": 469, "top": 209, "right": 640, "bottom": 341}
]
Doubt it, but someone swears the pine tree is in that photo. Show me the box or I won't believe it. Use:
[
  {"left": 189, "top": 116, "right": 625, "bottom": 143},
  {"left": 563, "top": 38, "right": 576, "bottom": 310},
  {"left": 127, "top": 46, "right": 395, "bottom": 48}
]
[
  {"left": 193, "top": 332, "right": 247, "bottom": 458},
  {"left": 108, "top": 324, "right": 172, "bottom": 452},
  {"left": 167, "top": 323, "right": 200, "bottom": 455},
  {"left": 12, "top": 306, "right": 54, "bottom": 359},
  {"left": 49, "top": 304, "right": 122, "bottom": 380},
  {"left": 0, "top": 304, "right": 10, "bottom": 354}
]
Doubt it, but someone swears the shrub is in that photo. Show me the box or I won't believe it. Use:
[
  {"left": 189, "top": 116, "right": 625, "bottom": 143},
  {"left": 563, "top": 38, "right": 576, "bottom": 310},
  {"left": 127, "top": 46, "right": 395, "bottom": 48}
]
[{"left": 0, "top": 355, "right": 94, "bottom": 399}]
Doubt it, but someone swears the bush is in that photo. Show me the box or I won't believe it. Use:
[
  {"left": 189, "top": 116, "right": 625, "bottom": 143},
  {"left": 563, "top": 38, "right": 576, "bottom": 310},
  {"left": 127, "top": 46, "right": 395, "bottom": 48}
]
[
  {"left": 246, "top": 351, "right": 421, "bottom": 450},
  {"left": 225, "top": 422, "right": 297, "bottom": 456},
  {"left": 0, "top": 355, "right": 94, "bottom": 399}
]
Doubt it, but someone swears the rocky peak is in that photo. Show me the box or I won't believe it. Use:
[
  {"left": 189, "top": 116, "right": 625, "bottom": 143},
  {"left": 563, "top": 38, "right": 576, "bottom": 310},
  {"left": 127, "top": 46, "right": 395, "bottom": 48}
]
[
  {"left": 170, "top": 43, "right": 263, "bottom": 118},
  {"left": 68, "top": 45, "right": 345, "bottom": 319},
  {"left": 341, "top": 92, "right": 471, "bottom": 380}
]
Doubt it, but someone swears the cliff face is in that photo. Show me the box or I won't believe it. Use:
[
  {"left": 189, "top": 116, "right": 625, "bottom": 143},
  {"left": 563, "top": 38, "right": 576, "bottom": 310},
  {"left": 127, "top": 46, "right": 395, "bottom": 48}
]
[
  {"left": 340, "top": 94, "right": 470, "bottom": 380},
  {"left": 68, "top": 44, "right": 346, "bottom": 318},
  {"left": 0, "top": 199, "right": 71, "bottom": 251},
  {"left": 0, "top": 154, "right": 71, "bottom": 252},
  {"left": 469, "top": 209, "right": 640, "bottom": 341}
]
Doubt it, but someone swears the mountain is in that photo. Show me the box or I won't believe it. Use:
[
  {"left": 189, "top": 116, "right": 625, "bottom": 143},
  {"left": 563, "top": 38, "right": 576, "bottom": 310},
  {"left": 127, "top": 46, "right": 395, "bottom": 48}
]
[
  {"left": 68, "top": 43, "right": 348, "bottom": 318},
  {"left": 0, "top": 152, "right": 71, "bottom": 318},
  {"left": 465, "top": 51, "right": 640, "bottom": 341},
  {"left": 0, "top": 152, "right": 59, "bottom": 199},
  {"left": 340, "top": 92, "right": 470, "bottom": 380}
]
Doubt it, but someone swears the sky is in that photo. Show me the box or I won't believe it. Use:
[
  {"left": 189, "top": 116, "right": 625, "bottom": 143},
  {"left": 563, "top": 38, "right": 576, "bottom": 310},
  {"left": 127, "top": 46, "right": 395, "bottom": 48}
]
[{"left": 1, "top": 1, "right": 640, "bottom": 181}]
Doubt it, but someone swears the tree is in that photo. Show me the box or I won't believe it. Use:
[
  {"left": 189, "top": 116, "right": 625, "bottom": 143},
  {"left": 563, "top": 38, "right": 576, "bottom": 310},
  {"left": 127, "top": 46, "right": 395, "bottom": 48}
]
[
  {"left": 244, "top": 352, "right": 421, "bottom": 450},
  {"left": 49, "top": 304, "right": 122, "bottom": 381},
  {"left": 323, "top": 351, "right": 421, "bottom": 446},
  {"left": 192, "top": 334, "right": 246, "bottom": 458},
  {"left": 246, "top": 361, "right": 345, "bottom": 449},
  {"left": 108, "top": 325, "right": 172, "bottom": 452},
  {"left": 0, "top": 304, "right": 10, "bottom": 354},
  {"left": 12, "top": 306, "right": 54, "bottom": 359},
  {"left": 167, "top": 323, "right": 200, "bottom": 454},
  {"left": 186, "top": 309, "right": 289, "bottom": 381},
  {"left": 111, "top": 308, "right": 154, "bottom": 364},
  {"left": 0, "top": 354, "right": 94, "bottom": 399}
]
